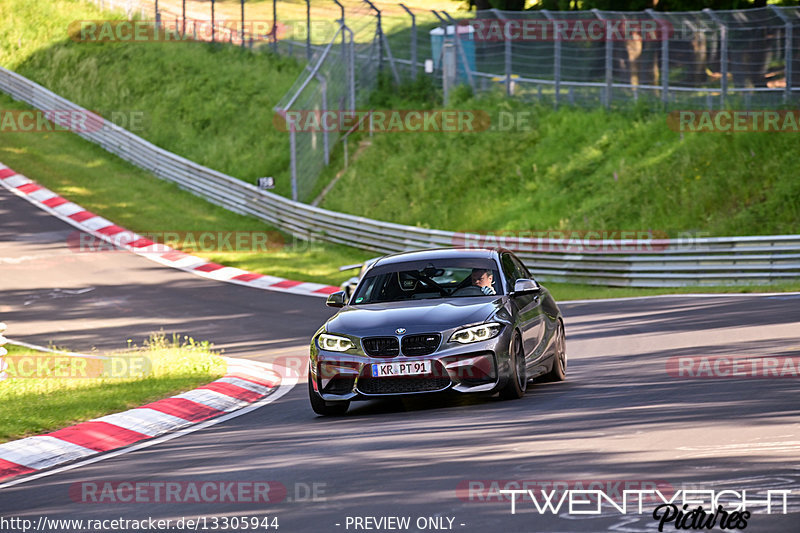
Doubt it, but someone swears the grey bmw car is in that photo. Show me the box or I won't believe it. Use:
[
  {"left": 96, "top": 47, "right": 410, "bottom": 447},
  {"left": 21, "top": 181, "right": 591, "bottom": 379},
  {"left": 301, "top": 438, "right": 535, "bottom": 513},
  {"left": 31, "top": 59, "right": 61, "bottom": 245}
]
[{"left": 308, "top": 248, "right": 566, "bottom": 415}]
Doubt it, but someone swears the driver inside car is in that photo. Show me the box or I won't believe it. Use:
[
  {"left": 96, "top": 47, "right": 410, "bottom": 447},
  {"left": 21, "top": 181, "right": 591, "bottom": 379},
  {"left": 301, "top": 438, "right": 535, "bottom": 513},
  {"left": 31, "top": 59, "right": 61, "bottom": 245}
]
[{"left": 470, "top": 268, "right": 496, "bottom": 295}]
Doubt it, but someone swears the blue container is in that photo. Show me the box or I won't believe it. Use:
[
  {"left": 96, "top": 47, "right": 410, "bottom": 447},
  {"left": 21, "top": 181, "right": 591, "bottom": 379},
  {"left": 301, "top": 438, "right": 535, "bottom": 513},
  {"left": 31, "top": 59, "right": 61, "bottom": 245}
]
[{"left": 429, "top": 25, "right": 476, "bottom": 84}]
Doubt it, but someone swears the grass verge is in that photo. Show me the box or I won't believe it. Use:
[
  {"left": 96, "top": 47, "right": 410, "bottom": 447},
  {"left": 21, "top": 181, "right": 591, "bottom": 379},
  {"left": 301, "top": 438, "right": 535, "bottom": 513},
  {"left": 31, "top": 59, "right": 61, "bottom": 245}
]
[
  {"left": 320, "top": 86, "right": 800, "bottom": 238},
  {"left": 0, "top": 334, "right": 226, "bottom": 443},
  {"left": 0, "top": 92, "right": 373, "bottom": 286}
]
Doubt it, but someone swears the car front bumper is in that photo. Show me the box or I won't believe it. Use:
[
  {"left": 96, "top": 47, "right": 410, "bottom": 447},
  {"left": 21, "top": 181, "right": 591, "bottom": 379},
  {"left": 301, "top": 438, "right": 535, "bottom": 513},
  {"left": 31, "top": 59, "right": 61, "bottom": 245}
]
[{"left": 309, "top": 329, "right": 514, "bottom": 401}]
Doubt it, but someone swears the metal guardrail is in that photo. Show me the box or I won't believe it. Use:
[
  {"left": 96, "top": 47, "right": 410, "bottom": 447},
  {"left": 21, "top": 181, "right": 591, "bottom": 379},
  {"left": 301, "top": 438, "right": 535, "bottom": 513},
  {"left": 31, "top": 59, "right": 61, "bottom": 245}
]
[{"left": 2, "top": 65, "right": 799, "bottom": 288}]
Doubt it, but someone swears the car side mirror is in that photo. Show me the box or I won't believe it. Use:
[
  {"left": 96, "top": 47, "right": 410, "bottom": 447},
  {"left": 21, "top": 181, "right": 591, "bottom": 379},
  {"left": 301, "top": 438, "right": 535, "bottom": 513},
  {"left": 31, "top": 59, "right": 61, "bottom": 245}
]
[
  {"left": 326, "top": 291, "right": 347, "bottom": 308},
  {"left": 511, "top": 278, "right": 541, "bottom": 296}
]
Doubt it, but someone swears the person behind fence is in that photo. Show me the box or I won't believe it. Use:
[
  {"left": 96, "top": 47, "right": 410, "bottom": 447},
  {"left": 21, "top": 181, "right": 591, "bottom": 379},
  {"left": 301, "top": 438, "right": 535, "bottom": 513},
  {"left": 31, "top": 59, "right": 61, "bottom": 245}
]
[{"left": 470, "top": 268, "right": 496, "bottom": 296}]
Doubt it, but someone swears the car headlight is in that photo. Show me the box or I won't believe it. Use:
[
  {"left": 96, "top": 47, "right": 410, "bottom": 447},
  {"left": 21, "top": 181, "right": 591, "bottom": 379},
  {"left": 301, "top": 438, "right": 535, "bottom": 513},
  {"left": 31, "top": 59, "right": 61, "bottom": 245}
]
[
  {"left": 317, "top": 333, "right": 355, "bottom": 352},
  {"left": 449, "top": 322, "right": 502, "bottom": 344}
]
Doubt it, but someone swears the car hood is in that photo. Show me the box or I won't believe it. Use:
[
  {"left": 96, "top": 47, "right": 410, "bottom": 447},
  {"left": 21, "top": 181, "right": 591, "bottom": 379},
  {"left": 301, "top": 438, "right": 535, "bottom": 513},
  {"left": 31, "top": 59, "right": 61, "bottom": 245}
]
[{"left": 325, "top": 297, "right": 504, "bottom": 336}]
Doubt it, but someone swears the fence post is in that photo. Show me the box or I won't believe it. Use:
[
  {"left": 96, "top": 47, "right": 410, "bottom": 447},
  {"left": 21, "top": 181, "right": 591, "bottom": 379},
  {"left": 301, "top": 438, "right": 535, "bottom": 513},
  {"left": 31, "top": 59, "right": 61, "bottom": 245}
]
[
  {"left": 240, "top": 0, "right": 245, "bottom": 48},
  {"left": 442, "top": 43, "right": 456, "bottom": 104},
  {"left": 290, "top": 125, "right": 298, "bottom": 202},
  {"left": 333, "top": 1, "right": 353, "bottom": 110},
  {"left": 306, "top": 0, "right": 312, "bottom": 61},
  {"left": 346, "top": 26, "right": 356, "bottom": 111},
  {"left": 271, "top": 0, "right": 278, "bottom": 53},
  {"left": 211, "top": 0, "right": 215, "bottom": 42},
  {"left": 363, "top": 1, "right": 384, "bottom": 77},
  {"left": 400, "top": 4, "right": 417, "bottom": 81},
  {"left": 334, "top": 1, "right": 346, "bottom": 72},
  {"left": 771, "top": 6, "right": 793, "bottom": 104},
  {"left": 542, "top": 10, "right": 560, "bottom": 108},
  {"left": 317, "top": 74, "right": 330, "bottom": 166},
  {"left": 182, "top": 0, "right": 186, "bottom": 36},
  {"left": 443, "top": 12, "right": 475, "bottom": 90},
  {"left": 360, "top": 5, "right": 401, "bottom": 85},
  {"left": 491, "top": 9, "right": 512, "bottom": 97},
  {"left": 646, "top": 10, "right": 670, "bottom": 107},
  {"left": 704, "top": 9, "right": 727, "bottom": 108},
  {"left": 431, "top": 9, "right": 448, "bottom": 94},
  {"left": 592, "top": 9, "right": 613, "bottom": 109}
]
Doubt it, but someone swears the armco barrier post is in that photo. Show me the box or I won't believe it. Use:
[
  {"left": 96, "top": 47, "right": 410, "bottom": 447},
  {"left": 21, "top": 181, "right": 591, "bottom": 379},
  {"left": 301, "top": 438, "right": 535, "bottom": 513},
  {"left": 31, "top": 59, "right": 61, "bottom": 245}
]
[{"left": 0, "top": 322, "right": 8, "bottom": 382}]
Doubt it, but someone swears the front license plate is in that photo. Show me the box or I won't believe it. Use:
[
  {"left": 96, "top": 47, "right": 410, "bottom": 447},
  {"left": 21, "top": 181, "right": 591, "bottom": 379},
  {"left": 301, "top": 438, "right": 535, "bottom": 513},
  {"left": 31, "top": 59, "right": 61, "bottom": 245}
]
[{"left": 372, "top": 360, "right": 431, "bottom": 377}]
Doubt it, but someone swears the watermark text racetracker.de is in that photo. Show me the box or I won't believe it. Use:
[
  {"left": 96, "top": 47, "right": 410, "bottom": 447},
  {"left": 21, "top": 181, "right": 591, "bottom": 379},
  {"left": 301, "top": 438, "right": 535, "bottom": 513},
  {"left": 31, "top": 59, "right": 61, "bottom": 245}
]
[
  {"left": 67, "top": 231, "right": 290, "bottom": 253},
  {"left": 69, "top": 19, "right": 339, "bottom": 44},
  {"left": 69, "top": 480, "right": 326, "bottom": 504},
  {"left": 667, "top": 110, "right": 800, "bottom": 133},
  {"left": 666, "top": 356, "right": 800, "bottom": 379},
  {"left": 0, "top": 109, "right": 145, "bottom": 133},
  {"left": 0, "top": 515, "right": 279, "bottom": 532},
  {"left": 273, "top": 109, "right": 626, "bottom": 133},
  {"left": 2, "top": 354, "right": 150, "bottom": 379},
  {"left": 451, "top": 230, "right": 717, "bottom": 254},
  {"left": 459, "top": 18, "right": 673, "bottom": 42}
]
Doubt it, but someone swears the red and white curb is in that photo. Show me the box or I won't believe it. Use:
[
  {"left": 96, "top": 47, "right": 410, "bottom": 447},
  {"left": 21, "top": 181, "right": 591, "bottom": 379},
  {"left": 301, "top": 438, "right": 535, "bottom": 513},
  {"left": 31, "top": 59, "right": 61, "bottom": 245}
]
[
  {"left": 0, "top": 163, "right": 341, "bottom": 298},
  {"left": 0, "top": 356, "right": 285, "bottom": 484}
]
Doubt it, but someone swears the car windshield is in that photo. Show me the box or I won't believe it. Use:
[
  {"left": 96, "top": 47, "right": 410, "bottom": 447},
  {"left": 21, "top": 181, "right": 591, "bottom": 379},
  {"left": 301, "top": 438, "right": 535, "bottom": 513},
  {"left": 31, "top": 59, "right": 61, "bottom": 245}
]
[{"left": 350, "top": 259, "right": 503, "bottom": 304}]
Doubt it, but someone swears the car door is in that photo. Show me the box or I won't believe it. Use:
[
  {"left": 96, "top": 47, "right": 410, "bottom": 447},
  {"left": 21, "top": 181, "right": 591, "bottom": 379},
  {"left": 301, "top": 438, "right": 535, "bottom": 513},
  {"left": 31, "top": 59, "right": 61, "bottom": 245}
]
[
  {"left": 511, "top": 255, "right": 547, "bottom": 362},
  {"left": 502, "top": 253, "right": 544, "bottom": 363}
]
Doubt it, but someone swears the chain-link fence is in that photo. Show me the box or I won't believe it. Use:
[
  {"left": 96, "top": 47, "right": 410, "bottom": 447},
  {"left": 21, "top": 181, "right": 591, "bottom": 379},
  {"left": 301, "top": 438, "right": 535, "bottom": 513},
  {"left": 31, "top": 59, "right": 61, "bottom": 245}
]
[
  {"left": 272, "top": 3, "right": 800, "bottom": 202},
  {"left": 87, "top": 1, "right": 800, "bottom": 202}
]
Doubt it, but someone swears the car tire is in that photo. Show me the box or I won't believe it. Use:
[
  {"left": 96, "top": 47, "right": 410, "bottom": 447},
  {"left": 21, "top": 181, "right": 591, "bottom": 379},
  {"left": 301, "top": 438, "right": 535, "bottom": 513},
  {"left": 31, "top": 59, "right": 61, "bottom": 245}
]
[
  {"left": 499, "top": 332, "right": 526, "bottom": 400},
  {"left": 308, "top": 374, "right": 350, "bottom": 416},
  {"left": 544, "top": 320, "right": 567, "bottom": 382}
]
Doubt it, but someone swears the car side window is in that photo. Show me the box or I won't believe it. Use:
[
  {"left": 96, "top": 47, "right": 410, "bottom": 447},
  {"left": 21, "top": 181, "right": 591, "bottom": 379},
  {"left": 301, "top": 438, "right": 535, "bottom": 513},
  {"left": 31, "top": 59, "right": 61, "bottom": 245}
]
[
  {"left": 501, "top": 253, "right": 518, "bottom": 289},
  {"left": 511, "top": 255, "right": 531, "bottom": 280}
]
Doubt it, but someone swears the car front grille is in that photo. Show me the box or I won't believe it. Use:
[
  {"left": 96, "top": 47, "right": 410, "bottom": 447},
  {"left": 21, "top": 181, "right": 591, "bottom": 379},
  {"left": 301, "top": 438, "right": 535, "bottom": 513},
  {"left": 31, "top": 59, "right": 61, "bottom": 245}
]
[
  {"left": 362, "top": 336, "right": 400, "bottom": 357},
  {"left": 401, "top": 333, "right": 441, "bottom": 356},
  {"left": 357, "top": 376, "right": 451, "bottom": 395}
]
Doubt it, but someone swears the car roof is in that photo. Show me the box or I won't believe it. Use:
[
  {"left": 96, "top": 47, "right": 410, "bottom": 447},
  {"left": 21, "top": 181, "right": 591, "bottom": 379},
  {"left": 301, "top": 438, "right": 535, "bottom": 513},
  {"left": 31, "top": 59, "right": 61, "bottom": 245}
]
[{"left": 372, "top": 247, "right": 506, "bottom": 268}]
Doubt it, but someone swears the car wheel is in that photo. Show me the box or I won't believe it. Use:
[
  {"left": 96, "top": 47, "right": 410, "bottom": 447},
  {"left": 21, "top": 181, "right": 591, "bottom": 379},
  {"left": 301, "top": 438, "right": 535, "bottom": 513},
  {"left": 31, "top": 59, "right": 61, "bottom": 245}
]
[
  {"left": 499, "top": 332, "right": 526, "bottom": 400},
  {"left": 544, "top": 320, "right": 567, "bottom": 382},
  {"left": 308, "top": 374, "right": 350, "bottom": 416}
]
